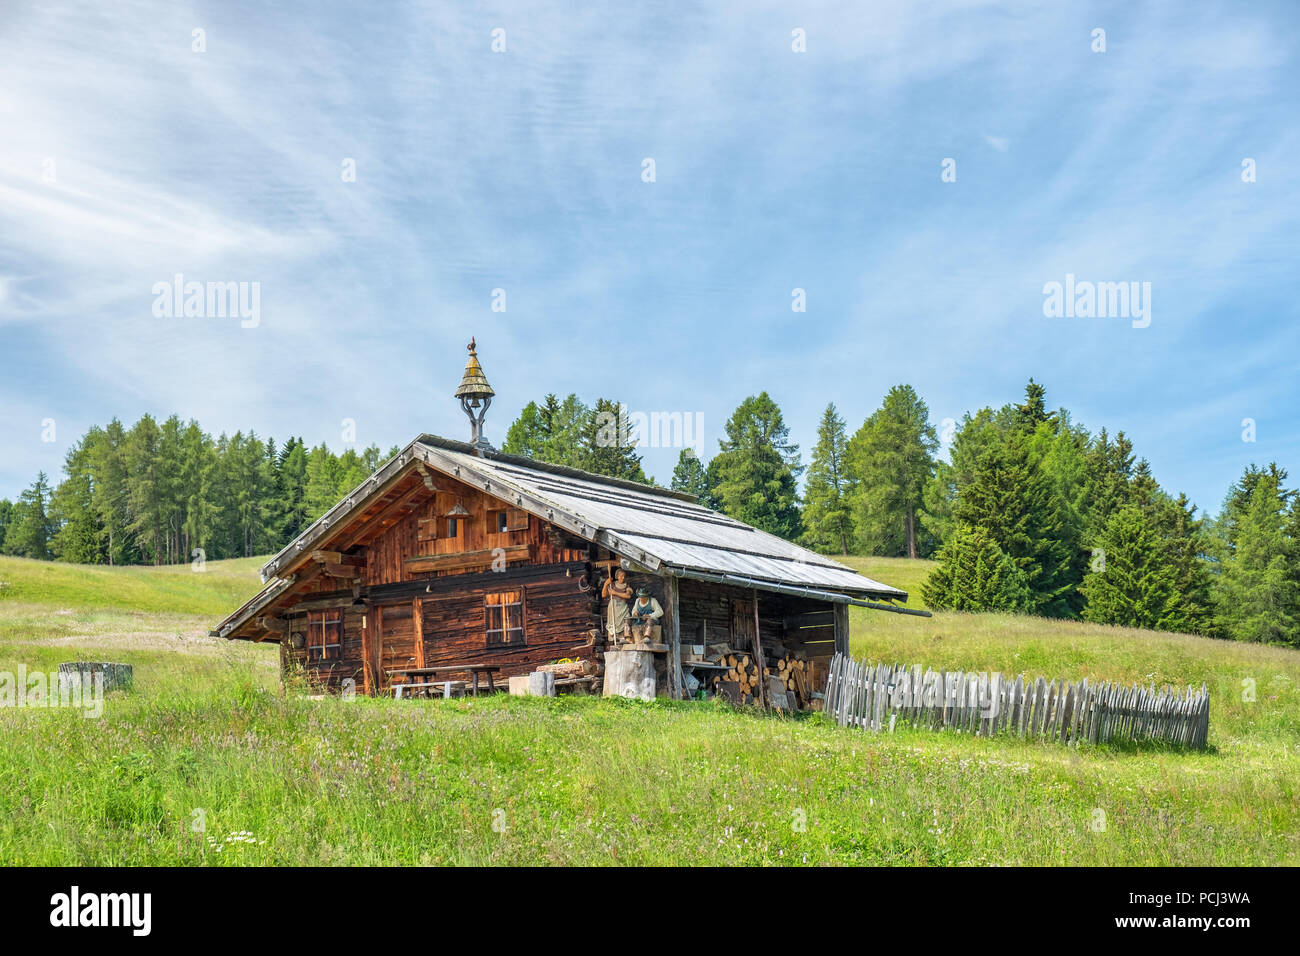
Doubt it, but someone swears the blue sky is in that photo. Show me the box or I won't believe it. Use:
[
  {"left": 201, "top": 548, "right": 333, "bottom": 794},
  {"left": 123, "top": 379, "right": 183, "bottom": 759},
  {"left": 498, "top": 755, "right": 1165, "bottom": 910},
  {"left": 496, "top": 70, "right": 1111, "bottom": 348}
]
[{"left": 1, "top": 0, "right": 1296, "bottom": 517}]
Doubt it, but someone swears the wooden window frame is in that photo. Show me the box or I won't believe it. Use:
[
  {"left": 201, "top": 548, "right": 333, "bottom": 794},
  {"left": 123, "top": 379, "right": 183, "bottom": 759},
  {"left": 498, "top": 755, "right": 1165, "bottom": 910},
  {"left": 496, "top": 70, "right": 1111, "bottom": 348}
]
[
  {"left": 307, "top": 611, "right": 342, "bottom": 662},
  {"left": 484, "top": 588, "right": 526, "bottom": 648},
  {"left": 488, "top": 508, "right": 528, "bottom": 534},
  {"left": 447, "top": 517, "right": 460, "bottom": 539}
]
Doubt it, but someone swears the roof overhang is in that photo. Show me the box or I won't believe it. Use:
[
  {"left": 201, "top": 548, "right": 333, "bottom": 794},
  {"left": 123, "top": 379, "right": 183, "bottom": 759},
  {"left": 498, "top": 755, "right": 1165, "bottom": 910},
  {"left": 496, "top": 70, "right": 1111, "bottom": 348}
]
[{"left": 663, "top": 566, "right": 927, "bottom": 615}]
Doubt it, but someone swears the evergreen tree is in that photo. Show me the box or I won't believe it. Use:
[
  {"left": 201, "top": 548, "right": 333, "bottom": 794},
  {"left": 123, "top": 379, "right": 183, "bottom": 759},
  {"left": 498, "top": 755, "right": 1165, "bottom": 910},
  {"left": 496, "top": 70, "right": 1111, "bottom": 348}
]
[
  {"left": 125, "top": 415, "right": 165, "bottom": 564},
  {"left": 90, "top": 419, "right": 133, "bottom": 565},
  {"left": 1149, "top": 492, "right": 1217, "bottom": 635},
  {"left": 4, "top": 472, "right": 55, "bottom": 559},
  {"left": 277, "top": 438, "right": 309, "bottom": 541},
  {"left": 501, "top": 399, "right": 552, "bottom": 459},
  {"left": 710, "top": 392, "right": 802, "bottom": 540},
  {"left": 335, "top": 449, "right": 371, "bottom": 496},
  {"left": 0, "top": 499, "right": 11, "bottom": 552},
  {"left": 180, "top": 420, "right": 215, "bottom": 562},
  {"left": 801, "top": 403, "right": 855, "bottom": 554},
  {"left": 1079, "top": 505, "right": 1180, "bottom": 630},
  {"left": 361, "top": 443, "right": 385, "bottom": 473},
  {"left": 49, "top": 438, "right": 100, "bottom": 563},
  {"left": 1081, "top": 427, "right": 1136, "bottom": 537},
  {"left": 921, "top": 525, "right": 1033, "bottom": 612},
  {"left": 579, "top": 398, "right": 647, "bottom": 482},
  {"left": 950, "top": 429, "right": 1075, "bottom": 616},
  {"left": 1216, "top": 468, "right": 1299, "bottom": 645},
  {"left": 303, "top": 442, "right": 341, "bottom": 523},
  {"left": 502, "top": 393, "right": 587, "bottom": 467},
  {"left": 670, "top": 448, "right": 711, "bottom": 502},
  {"left": 846, "top": 385, "right": 937, "bottom": 557},
  {"left": 919, "top": 407, "right": 1003, "bottom": 549}
]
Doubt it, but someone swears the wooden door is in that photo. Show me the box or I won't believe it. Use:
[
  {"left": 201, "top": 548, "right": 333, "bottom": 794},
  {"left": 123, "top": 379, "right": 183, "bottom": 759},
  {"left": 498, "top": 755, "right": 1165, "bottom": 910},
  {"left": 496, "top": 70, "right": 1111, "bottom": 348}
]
[{"left": 731, "top": 599, "right": 756, "bottom": 651}]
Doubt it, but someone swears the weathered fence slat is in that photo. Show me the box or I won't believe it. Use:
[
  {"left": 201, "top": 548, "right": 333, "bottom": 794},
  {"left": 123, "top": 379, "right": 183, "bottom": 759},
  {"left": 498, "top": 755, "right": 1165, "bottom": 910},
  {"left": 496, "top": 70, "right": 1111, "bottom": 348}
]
[{"left": 823, "top": 654, "right": 1208, "bottom": 749}]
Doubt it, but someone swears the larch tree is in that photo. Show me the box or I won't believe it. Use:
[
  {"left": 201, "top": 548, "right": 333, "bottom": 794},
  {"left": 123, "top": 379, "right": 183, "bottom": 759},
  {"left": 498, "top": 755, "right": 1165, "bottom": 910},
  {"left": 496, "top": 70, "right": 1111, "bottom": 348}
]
[
  {"left": 846, "top": 384, "right": 937, "bottom": 558},
  {"left": 710, "top": 392, "right": 803, "bottom": 540}
]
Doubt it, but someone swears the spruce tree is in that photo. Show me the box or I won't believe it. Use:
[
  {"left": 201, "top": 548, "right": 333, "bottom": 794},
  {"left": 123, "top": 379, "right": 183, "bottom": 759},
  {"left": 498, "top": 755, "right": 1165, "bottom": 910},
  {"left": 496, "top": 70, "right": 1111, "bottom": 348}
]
[
  {"left": 125, "top": 415, "right": 165, "bottom": 564},
  {"left": 1079, "top": 505, "right": 1179, "bottom": 630},
  {"left": 951, "top": 431, "right": 1075, "bottom": 616},
  {"left": 921, "top": 524, "right": 1033, "bottom": 612},
  {"left": 1150, "top": 492, "right": 1216, "bottom": 635},
  {"left": 579, "top": 398, "right": 648, "bottom": 482},
  {"left": 277, "top": 438, "right": 309, "bottom": 541},
  {"left": 303, "top": 443, "right": 340, "bottom": 524},
  {"left": 801, "top": 403, "right": 855, "bottom": 554},
  {"left": 670, "top": 448, "right": 711, "bottom": 502},
  {"left": 4, "top": 472, "right": 55, "bottom": 559},
  {"left": 1217, "top": 469, "right": 1299, "bottom": 645}
]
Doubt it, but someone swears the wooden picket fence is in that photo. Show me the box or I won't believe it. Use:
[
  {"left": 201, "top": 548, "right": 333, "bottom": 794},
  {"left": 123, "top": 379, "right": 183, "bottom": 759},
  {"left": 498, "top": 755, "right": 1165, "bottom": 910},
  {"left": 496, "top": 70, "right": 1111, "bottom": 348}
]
[{"left": 824, "top": 653, "right": 1209, "bottom": 749}]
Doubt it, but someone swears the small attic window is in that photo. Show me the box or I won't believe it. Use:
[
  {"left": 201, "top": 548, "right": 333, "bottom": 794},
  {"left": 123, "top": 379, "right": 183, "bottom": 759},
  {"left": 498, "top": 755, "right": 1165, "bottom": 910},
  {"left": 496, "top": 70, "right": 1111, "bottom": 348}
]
[
  {"left": 447, "top": 517, "right": 460, "bottom": 539},
  {"left": 490, "top": 508, "right": 528, "bottom": 533}
]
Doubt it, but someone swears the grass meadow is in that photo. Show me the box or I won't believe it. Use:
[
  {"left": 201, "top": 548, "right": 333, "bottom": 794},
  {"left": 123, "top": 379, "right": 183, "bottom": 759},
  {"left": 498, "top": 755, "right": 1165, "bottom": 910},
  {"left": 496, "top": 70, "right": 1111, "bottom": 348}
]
[{"left": 0, "top": 554, "right": 1296, "bottom": 865}]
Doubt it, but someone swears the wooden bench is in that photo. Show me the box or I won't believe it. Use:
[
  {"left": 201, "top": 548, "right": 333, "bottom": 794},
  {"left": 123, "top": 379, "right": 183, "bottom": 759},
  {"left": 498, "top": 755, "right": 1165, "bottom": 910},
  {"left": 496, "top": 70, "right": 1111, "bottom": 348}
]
[
  {"left": 387, "top": 665, "right": 501, "bottom": 697},
  {"left": 392, "top": 680, "right": 468, "bottom": 699}
]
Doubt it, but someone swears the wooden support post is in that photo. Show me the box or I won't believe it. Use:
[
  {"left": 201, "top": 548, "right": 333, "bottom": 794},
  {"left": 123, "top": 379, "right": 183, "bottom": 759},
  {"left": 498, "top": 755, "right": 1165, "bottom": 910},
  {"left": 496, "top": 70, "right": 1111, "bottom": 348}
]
[
  {"left": 360, "top": 607, "right": 374, "bottom": 697},
  {"left": 412, "top": 596, "right": 425, "bottom": 669},
  {"left": 751, "top": 589, "right": 767, "bottom": 708},
  {"left": 833, "top": 602, "right": 849, "bottom": 657},
  {"left": 665, "top": 575, "right": 682, "bottom": 700},
  {"left": 375, "top": 605, "right": 385, "bottom": 693}
]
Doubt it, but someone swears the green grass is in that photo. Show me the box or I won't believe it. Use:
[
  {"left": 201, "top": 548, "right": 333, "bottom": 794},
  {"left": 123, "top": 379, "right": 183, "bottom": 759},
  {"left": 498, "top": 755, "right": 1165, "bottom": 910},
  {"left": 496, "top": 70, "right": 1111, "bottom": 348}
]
[
  {"left": 0, "top": 554, "right": 266, "bottom": 616},
  {"left": 1, "top": 554, "right": 1297, "bottom": 865}
]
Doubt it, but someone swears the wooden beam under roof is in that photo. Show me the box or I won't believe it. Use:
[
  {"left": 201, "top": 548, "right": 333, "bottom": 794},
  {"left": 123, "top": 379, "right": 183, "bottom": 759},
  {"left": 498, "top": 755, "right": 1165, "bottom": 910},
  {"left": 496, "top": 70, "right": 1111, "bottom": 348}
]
[{"left": 337, "top": 478, "right": 428, "bottom": 550}]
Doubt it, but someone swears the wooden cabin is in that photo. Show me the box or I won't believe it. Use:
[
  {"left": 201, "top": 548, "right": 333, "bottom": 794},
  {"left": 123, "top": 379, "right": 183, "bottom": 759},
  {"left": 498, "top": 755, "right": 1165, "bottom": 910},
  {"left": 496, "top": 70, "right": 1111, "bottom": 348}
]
[{"left": 212, "top": 342, "right": 911, "bottom": 706}]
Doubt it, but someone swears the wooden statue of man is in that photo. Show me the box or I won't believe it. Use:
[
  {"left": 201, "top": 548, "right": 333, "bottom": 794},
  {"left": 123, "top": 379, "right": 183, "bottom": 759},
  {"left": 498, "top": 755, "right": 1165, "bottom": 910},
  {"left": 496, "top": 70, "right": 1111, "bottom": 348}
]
[
  {"left": 628, "top": 587, "right": 664, "bottom": 643},
  {"left": 602, "top": 568, "right": 634, "bottom": 643}
]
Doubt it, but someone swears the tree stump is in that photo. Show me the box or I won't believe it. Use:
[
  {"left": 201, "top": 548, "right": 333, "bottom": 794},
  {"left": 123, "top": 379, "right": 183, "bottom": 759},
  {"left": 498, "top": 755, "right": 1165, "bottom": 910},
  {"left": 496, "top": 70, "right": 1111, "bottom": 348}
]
[
  {"left": 58, "top": 662, "right": 133, "bottom": 696},
  {"left": 603, "top": 650, "right": 656, "bottom": 701}
]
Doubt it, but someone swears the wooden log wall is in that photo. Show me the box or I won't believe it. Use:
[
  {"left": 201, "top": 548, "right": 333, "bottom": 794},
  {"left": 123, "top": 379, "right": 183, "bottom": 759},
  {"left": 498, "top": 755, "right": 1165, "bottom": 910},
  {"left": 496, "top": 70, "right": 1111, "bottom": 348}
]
[
  {"left": 362, "top": 476, "right": 587, "bottom": 587},
  {"left": 281, "top": 561, "right": 600, "bottom": 694},
  {"left": 415, "top": 561, "right": 599, "bottom": 674}
]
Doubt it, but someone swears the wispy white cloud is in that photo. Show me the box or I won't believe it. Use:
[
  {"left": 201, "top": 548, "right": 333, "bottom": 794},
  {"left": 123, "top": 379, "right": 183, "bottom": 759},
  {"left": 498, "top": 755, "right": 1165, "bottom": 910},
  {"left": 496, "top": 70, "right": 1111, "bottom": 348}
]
[{"left": 0, "top": 0, "right": 1296, "bottom": 507}]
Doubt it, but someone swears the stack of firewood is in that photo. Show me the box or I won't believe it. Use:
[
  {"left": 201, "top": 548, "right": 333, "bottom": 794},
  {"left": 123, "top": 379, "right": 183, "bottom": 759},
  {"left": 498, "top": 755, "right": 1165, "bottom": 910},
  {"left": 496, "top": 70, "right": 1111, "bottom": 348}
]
[
  {"left": 710, "top": 652, "right": 768, "bottom": 704},
  {"left": 773, "top": 653, "right": 811, "bottom": 703}
]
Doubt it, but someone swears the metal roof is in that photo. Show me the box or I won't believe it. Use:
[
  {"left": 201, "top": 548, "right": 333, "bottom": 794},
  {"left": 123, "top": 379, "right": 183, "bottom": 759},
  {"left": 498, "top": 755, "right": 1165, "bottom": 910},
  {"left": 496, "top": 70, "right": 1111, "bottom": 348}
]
[
  {"left": 221, "top": 434, "right": 906, "bottom": 638},
  {"left": 408, "top": 438, "right": 905, "bottom": 599}
]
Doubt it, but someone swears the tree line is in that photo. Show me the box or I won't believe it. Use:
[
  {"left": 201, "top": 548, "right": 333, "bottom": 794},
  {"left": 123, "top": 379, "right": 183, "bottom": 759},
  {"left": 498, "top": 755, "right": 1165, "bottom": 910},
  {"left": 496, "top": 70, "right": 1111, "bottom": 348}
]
[
  {"left": 4, "top": 383, "right": 1296, "bottom": 646},
  {"left": 656, "top": 380, "right": 1293, "bottom": 647},
  {"left": 0, "top": 415, "right": 398, "bottom": 565}
]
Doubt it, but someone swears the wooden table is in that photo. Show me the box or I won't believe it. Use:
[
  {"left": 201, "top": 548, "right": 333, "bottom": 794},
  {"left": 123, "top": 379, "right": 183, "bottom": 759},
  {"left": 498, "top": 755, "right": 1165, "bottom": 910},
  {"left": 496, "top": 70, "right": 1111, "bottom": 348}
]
[{"left": 387, "top": 665, "right": 501, "bottom": 698}]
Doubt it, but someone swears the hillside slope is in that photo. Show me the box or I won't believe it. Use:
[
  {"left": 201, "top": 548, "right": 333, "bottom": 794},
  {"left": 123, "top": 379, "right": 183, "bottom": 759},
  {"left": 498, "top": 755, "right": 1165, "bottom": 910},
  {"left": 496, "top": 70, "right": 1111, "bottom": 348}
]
[{"left": 1, "top": 553, "right": 1297, "bottom": 865}]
